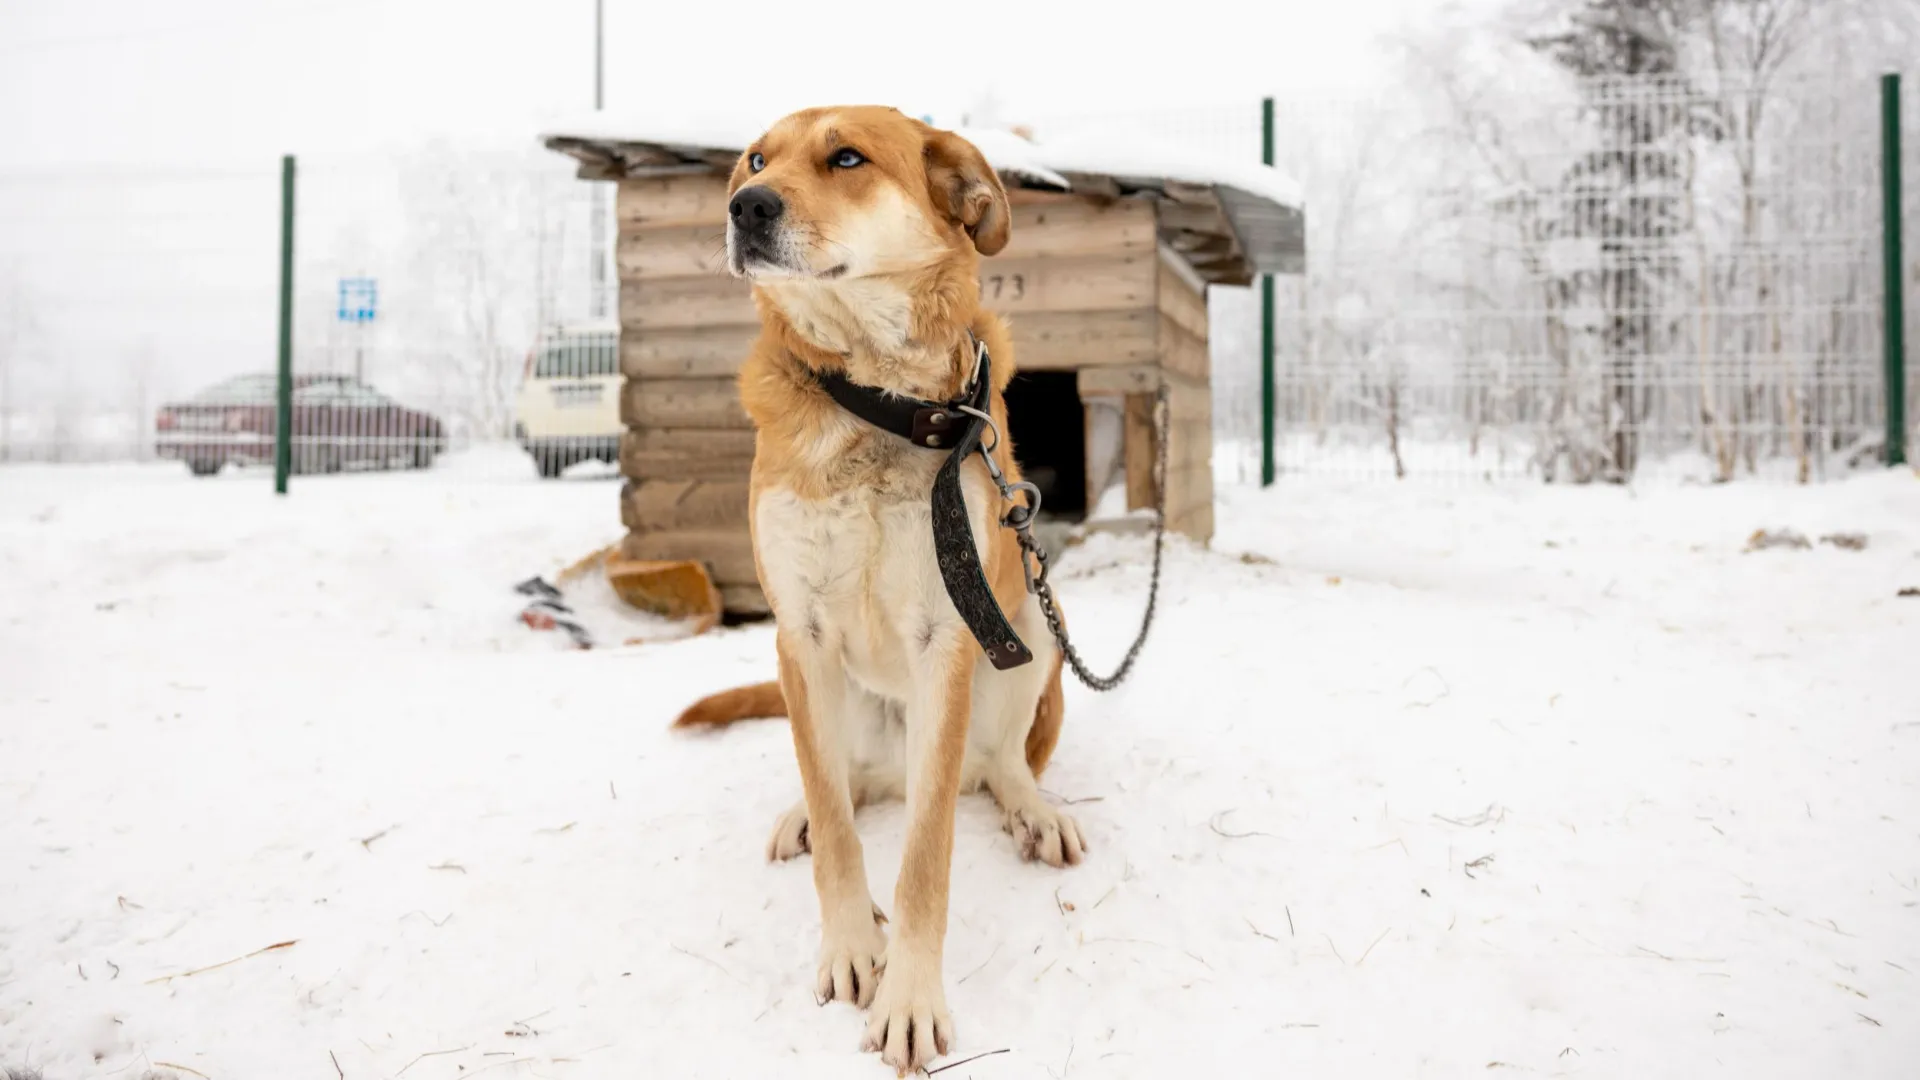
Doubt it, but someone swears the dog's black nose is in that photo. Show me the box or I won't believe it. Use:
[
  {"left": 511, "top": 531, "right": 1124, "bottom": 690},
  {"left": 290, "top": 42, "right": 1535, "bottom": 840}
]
[{"left": 729, "top": 186, "right": 784, "bottom": 228}]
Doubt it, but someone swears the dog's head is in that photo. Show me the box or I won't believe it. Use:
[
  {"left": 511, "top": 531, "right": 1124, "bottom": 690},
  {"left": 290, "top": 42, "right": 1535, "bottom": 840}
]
[{"left": 725, "top": 106, "right": 1009, "bottom": 282}]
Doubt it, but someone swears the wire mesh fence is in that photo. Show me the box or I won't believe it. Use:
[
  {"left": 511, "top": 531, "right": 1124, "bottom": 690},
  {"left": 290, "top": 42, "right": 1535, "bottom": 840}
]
[
  {"left": 285, "top": 151, "right": 614, "bottom": 479},
  {"left": 1037, "top": 72, "right": 1917, "bottom": 484},
  {"left": 0, "top": 149, "right": 616, "bottom": 479},
  {"left": 1, "top": 71, "right": 1913, "bottom": 489}
]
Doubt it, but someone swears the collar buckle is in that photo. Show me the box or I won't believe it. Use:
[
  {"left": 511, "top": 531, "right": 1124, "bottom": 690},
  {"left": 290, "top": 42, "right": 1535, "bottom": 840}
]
[{"left": 909, "top": 407, "right": 961, "bottom": 448}]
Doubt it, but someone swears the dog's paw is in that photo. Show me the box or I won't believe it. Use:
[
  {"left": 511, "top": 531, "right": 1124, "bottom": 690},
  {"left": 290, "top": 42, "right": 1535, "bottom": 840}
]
[
  {"left": 815, "top": 904, "right": 887, "bottom": 1008},
  {"left": 862, "top": 949, "right": 954, "bottom": 1073},
  {"left": 766, "top": 803, "right": 810, "bottom": 862},
  {"left": 1005, "top": 805, "right": 1087, "bottom": 868}
]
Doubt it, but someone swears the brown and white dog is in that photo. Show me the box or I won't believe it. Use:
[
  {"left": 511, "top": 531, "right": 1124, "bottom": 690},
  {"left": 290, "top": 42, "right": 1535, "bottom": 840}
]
[{"left": 671, "top": 106, "right": 1085, "bottom": 1072}]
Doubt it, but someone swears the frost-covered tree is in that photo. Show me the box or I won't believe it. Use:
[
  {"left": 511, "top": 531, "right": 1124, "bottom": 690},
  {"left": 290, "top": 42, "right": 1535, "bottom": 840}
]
[
  {"left": 396, "top": 148, "right": 584, "bottom": 440},
  {"left": 1528, "top": 0, "right": 1701, "bottom": 481}
]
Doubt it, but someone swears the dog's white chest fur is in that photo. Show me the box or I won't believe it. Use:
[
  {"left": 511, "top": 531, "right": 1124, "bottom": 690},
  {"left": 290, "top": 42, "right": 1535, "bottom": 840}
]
[{"left": 754, "top": 451, "right": 996, "bottom": 703}]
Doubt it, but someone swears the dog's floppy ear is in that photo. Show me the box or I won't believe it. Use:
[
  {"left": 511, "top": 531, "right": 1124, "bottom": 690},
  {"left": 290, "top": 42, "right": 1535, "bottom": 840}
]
[{"left": 924, "top": 129, "right": 1010, "bottom": 256}]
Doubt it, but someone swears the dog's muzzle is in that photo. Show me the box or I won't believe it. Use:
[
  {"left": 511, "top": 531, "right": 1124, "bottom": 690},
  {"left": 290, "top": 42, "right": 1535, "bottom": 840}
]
[{"left": 727, "top": 186, "right": 790, "bottom": 275}]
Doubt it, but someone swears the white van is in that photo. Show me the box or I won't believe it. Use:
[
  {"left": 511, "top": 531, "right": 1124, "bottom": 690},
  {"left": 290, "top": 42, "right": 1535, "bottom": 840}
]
[{"left": 514, "top": 322, "right": 622, "bottom": 478}]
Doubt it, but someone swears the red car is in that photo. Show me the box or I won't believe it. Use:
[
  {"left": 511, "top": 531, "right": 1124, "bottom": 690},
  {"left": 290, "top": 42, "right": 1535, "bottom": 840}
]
[{"left": 156, "top": 373, "right": 447, "bottom": 476}]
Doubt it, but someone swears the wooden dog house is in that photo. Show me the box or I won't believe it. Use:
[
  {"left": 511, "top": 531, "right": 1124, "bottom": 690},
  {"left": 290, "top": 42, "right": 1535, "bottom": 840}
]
[{"left": 543, "top": 120, "right": 1304, "bottom": 616}]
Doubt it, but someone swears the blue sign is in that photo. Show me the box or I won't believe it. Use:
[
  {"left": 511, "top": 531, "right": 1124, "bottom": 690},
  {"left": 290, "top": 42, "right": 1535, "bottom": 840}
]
[{"left": 337, "top": 277, "right": 378, "bottom": 323}]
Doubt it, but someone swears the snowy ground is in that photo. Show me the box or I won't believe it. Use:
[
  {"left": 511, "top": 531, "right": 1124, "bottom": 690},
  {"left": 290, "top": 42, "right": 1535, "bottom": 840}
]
[{"left": 2, "top": 447, "right": 1916, "bottom": 1079}]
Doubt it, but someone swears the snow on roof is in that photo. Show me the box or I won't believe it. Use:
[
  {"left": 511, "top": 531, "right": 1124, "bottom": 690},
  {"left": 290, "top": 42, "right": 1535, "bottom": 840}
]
[
  {"left": 1025, "top": 123, "right": 1304, "bottom": 213},
  {"left": 542, "top": 112, "right": 760, "bottom": 158},
  {"left": 541, "top": 111, "right": 1306, "bottom": 279},
  {"left": 539, "top": 113, "right": 1300, "bottom": 211}
]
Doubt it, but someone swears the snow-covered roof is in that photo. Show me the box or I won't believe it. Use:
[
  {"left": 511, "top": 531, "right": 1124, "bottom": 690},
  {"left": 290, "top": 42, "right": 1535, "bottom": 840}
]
[{"left": 541, "top": 113, "right": 1305, "bottom": 283}]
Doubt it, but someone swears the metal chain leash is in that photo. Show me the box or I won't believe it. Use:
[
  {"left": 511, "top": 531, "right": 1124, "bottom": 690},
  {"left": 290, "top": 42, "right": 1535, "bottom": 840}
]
[{"left": 978, "top": 380, "right": 1170, "bottom": 692}]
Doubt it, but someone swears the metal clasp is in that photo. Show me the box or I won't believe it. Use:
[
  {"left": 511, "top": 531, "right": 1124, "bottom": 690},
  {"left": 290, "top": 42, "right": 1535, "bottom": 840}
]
[
  {"left": 1000, "top": 480, "right": 1042, "bottom": 530},
  {"left": 976, "top": 438, "right": 1045, "bottom": 593}
]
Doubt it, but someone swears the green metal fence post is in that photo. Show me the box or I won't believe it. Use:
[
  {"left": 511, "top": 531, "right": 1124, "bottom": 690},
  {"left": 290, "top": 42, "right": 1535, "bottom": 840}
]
[
  {"left": 275, "top": 154, "right": 296, "bottom": 494},
  {"left": 1260, "top": 96, "right": 1277, "bottom": 487},
  {"left": 1883, "top": 74, "right": 1907, "bottom": 467}
]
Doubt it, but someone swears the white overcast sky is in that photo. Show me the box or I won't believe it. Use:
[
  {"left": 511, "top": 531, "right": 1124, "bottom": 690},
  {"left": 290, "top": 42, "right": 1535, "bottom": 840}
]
[{"left": 0, "top": 0, "right": 1493, "bottom": 167}]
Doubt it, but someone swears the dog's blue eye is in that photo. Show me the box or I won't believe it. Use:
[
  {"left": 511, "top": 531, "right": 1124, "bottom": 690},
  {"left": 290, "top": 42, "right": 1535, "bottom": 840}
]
[
  {"left": 830, "top": 149, "right": 865, "bottom": 169},
  {"left": 748, "top": 152, "right": 765, "bottom": 172}
]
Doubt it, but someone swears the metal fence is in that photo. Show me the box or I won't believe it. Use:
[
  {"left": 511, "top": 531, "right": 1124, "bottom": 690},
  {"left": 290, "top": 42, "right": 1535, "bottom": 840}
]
[
  {"left": 2, "top": 73, "right": 1913, "bottom": 488},
  {"left": 282, "top": 152, "right": 615, "bottom": 479},
  {"left": 1037, "top": 72, "right": 1917, "bottom": 484},
  {"left": 0, "top": 149, "right": 613, "bottom": 479}
]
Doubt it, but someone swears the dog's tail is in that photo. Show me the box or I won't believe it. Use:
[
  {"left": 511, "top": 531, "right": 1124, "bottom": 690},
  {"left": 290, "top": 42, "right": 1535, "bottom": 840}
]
[{"left": 672, "top": 680, "right": 788, "bottom": 729}]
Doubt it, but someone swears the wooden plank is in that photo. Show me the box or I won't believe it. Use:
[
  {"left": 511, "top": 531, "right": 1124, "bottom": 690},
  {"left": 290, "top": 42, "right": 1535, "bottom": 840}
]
[
  {"left": 621, "top": 325, "right": 757, "bottom": 379},
  {"left": 979, "top": 252, "right": 1155, "bottom": 316},
  {"left": 1163, "top": 379, "right": 1212, "bottom": 423},
  {"left": 1163, "top": 180, "right": 1217, "bottom": 205},
  {"left": 1085, "top": 369, "right": 1204, "bottom": 527},
  {"left": 1162, "top": 370, "right": 1214, "bottom": 546},
  {"left": 613, "top": 143, "right": 697, "bottom": 169},
  {"left": 720, "top": 582, "right": 771, "bottom": 616},
  {"left": 1078, "top": 366, "right": 1209, "bottom": 398},
  {"left": 1167, "top": 501, "right": 1214, "bottom": 544},
  {"left": 1193, "top": 259, "right": 1255, "bottom": 288},
  {"left": 616, "top": 174, "right": 732, "bottom": 228},
  {"left": 621, "top": 527, "right": 759, "bottom": 585},
  {"left": 1059, "top": 172, "right": 1122, "bottom": 198},
  {"left": 545, "top": 136, "right": 610, "bottom": 165},
  {"left": 620, "top": 427, "right": 757, "bottom": 481},
  {"left": 1124, "top": 392, "right": 1158, "bottom": 513},
  {"left": 1155, "top": 182, "right": 1248, "bottom": 296},
  {"left": 1154, "top": 198, "right": 1227, "bottom": 235},
  {"left": 1162, "top": 455, "right": 1214, "bottom": 544},
  {"left": 1158, "top": 314, "right": 1209, "bottom": 382},
  {"left": 1165, "top": 430, "right": 1213, "bottom": 510},
  {"left": 1156, "top": 250, "right": 1208, "bottom": 340},
  {"left": 621, "top": 479, "right": 751, "bottom": 534},
  {"left": 619, "top": 274, "right": 757, "bottom": 331},
  {"left": 1164, "top": 465, "right": 1213, "bottom": 521},
  {"left": 1165, "top": 436, "right": 1212, "bottom": 486},
  {"left": 1079, "top": 364, "right": 1158, "bottom": 397},
  {"left": 1007, "top": 189, "right": 1085, "bottom": 207},
  {"left": 994, "top": 198, "right": 1156, "bottom": 261},
  {"left": 616, "top": 223, "right": 729, "bottom": 279},
  {"left": 1005, "top": 309, "right": 1158, "bottom": 371},
  {"left": 1165, "top": 417, "right": 1213, "bottom": 449},
  {"left": 621, "top": 377, "right": 752, "bottom": 430},
  {"left": 1164, "top": 459, "right": 1212, "bottom": 492},
  {"left": 1167, "top": 230, "right": 1236, "bottom": 257}
]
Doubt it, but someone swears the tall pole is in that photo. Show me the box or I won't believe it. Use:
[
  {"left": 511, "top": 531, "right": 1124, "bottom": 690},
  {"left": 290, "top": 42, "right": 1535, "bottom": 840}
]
[
  {"left": 275, "top": 155, "right": 296, "bottom": 495},
  {"left": 589, "top": 0, "right": 609, "bottom": 321},
  {"left": 1882, "top": 73, "right": 1906, "bottom": 467},
  {"left": 1260, "top": 96, "right": 1277, "bottom": 487}
]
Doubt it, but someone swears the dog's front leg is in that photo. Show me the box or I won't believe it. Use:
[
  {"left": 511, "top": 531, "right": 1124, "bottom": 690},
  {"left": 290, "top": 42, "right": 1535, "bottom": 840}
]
[
  {"left": 864, "top": 635, "right": 974, "bottom": 1072},
  {"left": 776, "top": 632, "right": 886, "bottom": 1008}
]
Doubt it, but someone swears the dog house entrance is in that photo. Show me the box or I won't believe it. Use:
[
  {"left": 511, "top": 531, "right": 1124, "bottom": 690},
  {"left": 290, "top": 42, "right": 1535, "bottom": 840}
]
[{"left": 1004, "top": 371, "right": 1090, "bottom": 521}]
